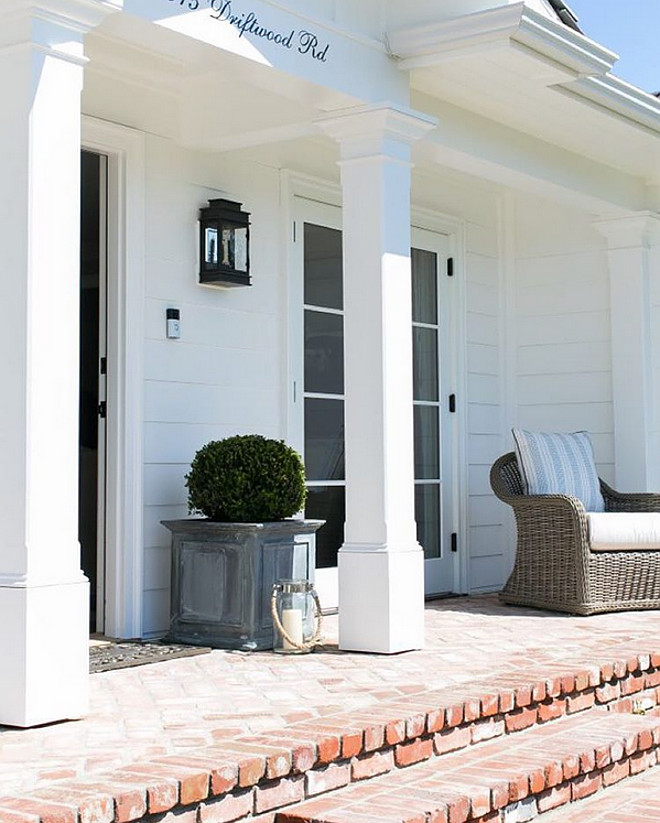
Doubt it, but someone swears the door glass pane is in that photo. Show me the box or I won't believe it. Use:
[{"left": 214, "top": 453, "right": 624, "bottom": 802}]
[
  {"left": 412, "top": 249, "right": 438, "bottom": 325},
  {"left": 305, "top": 311, "right": 344, "bottom": 395},
  {"left": 415, "top": 484, "right": 441, "bottom": 559},
  {"left": 413, "top": 327, "right": 439, "bottom": 402},
  {"left": 305, "top": 486, "right": 345, "bottom": 568},
  {"left": 414, "top": 405, "right": 439, "bottom": 480},
  {"left": 304, "top": 224, "right": 343, "bottom": 310},
  {"left": 304, "top": 398, "right": 345, "bottom": 481}
]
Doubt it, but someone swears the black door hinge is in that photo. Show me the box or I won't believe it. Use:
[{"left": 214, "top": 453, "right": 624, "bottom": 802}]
[
  {"left": 100, "top": 357, "right": 107, "bottom": 375},
  {"left": 451, "top": 532, "right": 458, "bottom": 553},
  {"left": 447, "top": 257, "right": 454, "bottom": 277},
  {"left": 98, "top": 400, "right": 107, "bottom": 419},
  {"left": 449, "top": 394, "right": 456, "bottom": 413}
]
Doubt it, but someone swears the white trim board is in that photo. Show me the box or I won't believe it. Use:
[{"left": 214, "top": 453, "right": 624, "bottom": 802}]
[{"left": 82, "top": 116, "right": 146, "bottom": 639}]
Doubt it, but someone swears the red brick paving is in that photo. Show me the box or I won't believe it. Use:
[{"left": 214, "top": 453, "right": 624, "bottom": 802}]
[{"left": 3, "top": 596, "right": 660, "bottom": 818}]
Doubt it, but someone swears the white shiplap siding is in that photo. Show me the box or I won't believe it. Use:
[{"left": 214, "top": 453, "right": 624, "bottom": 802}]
[
  {"left": 140, "top": 136, "right": 286, "bottom": 635},
  {"left": 513, "top": 197, "right": 614, "bottom": 486}
]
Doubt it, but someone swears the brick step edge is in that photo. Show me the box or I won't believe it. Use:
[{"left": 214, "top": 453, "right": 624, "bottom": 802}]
[
  {"left": 2, "top": 650, "right": 660, "bottom": 823},
  {"left": 531, "top": 762, "right": 660, "bottom": 823},
  {"left": 273, "top": 711, "right": 660, "bottom": 823}
]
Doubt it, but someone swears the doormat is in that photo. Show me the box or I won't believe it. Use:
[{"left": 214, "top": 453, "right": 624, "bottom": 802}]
[{"left": 90, "top": 640, "right": 211, "bottom": 673}]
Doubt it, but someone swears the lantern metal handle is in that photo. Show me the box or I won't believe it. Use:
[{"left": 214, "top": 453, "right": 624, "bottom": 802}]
[{"left": 270, "top": 587, "right": 324, "bottom": 651}]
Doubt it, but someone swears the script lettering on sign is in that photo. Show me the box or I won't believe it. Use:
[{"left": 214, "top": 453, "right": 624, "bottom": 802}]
[{"left": 166, "top": 0, "right": 331, "bottom": 63}]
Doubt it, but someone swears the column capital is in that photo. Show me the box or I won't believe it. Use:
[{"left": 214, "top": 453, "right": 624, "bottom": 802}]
[
  {"left": 316, "top": 103, "right": 437, "bottom": 163},
  {"left": 593, "top": 211, "right": 660, "bottom": 249},
  {"left": 0, "top": 0, "right": 122, "bottom": 60}
]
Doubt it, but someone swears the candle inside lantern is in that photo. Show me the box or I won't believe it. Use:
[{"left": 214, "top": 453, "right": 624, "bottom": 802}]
[{"left": 281, "top": 608, "right": 303, "bottom": 651}]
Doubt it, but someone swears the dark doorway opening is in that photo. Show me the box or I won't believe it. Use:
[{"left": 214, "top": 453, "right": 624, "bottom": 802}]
[{"left": 79, "top": 150, "right": 106, "bottom": 632}]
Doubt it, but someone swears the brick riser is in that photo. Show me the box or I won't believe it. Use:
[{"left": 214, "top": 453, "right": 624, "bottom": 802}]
[
  {"left": 275, "top": 712, "right": 660, "bottom": 823},
  {"left": 2, "top": 653, "right": 660, "bottom": 823}
]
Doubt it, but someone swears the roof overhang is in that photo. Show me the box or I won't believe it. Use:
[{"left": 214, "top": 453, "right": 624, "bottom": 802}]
[
  {"left": 387, "top": 2, "right": 660, "bottom": 192},
  {"left": 387, "top": 3, "right": 616, "bottom": 77}
]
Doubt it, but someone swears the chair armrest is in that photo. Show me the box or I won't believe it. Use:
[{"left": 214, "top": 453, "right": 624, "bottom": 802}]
[
  {"left": 502, "top": 492, "right": 591, "bottom": 561},
  {"left": 600, "top": 481, "right": 660, "bottom": 513}
]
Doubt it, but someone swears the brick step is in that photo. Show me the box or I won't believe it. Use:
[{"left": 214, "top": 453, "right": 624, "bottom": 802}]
[
  {"left": 539, "top": 762, "right": 660, "bottom": 822},
  {"left": 2, "top": 650, "right": 660, "bottom": 822},
  {"left": 274, "top": 710, "right": 660, "bottom": 823}
]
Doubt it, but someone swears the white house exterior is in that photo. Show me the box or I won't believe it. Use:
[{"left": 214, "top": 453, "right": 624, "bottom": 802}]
[{"left": 1, "top": 0, "right": 659, "bottom": 727}]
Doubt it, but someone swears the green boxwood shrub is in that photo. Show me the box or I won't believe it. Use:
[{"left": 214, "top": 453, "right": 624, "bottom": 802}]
[{"left": 185, "top": 435, "right": 306, "bottom": 522}]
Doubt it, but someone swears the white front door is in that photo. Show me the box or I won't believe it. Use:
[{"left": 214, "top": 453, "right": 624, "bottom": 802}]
[{"left": 411, "top": 228, "right": 457, "bottom": 596}]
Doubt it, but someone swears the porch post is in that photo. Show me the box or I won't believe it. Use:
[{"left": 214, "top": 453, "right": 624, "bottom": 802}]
[
  {"left": 317, "top": 104, "right": 436, "bottom": 653},
  {"left": 595, "top": 214, "right": 660, "bottom": 491},
  {"left": 0, "top": 0, "right": 121, "bottom": 727}
]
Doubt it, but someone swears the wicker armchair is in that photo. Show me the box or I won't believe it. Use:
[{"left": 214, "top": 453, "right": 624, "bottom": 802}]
[{"left": 490, "top": 452, "right": 660, "bottom": 615}]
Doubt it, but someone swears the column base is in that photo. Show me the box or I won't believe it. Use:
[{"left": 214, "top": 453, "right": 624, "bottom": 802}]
[
  {"left": 0, "top": 579, "right": 89, "bottom": 727},
  {"left": 338, "top": 547, "right": 424, "bottom": 653}
]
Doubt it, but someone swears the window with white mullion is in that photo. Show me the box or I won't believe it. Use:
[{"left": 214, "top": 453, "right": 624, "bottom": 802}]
[
  {"left": 303, "top": 220, "right": 346, "bottom": 570},
  {"left": 305, "top": 392, "right": 346, "bottom": 401},
  {"left": 303, "top": 304, "right": 344, "bottom": 317},
  {"left": 411, "top": 246, "right": 443, "bottom": 560}
]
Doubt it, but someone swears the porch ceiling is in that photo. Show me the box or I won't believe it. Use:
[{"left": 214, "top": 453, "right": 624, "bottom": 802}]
[{"left": 86, "top": 12, "right": 358, "bottom": 152}]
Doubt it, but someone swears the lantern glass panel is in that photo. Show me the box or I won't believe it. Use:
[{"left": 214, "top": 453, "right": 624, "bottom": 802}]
[
  {"left": 233, "top": 226, "right": 249, "bottom": 273},
  {"left": 204, "top": 226, "right": 219, "bottom": 266}
]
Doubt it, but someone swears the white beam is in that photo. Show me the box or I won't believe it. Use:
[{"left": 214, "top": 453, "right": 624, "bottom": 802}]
[{"left": 419, "top": 96, "right": 646, "bottom": 217}]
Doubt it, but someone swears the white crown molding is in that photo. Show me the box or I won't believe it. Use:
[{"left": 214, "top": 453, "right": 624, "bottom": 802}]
[
  {"left": 316, "top": 102, "right": 437, "bottom": 150},
  {"left": 0, "top": 0, "right": 122, "bottom": 54},
  {"left": 594, "top": 212, "right": 660, "bottom": 248},
  {"left": 0, "top": 0, "right": 122, "bottom": 31},
  {"left": 387, "top": 2, "right": 616, "bottom": 78}
]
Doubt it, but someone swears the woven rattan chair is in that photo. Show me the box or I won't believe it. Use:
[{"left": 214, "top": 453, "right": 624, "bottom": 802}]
[{"left": 491, "top": 452, "right": 660, "bottom": 615}]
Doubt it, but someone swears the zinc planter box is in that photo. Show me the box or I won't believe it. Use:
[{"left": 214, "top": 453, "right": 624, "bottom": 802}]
[{"left": 162, "top": 519, "right": 324, "bottom": 651}]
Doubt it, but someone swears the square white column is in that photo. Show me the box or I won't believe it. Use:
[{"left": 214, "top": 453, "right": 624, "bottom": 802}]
[
  {"left": 595, "top": 213, "right": 660, "bottom": 491},
  {"left": 0, "top": 0, "right": 120, "bottom": 727},
  {"left": 317, "top": 105, "right": 436, "bottom": 653}
]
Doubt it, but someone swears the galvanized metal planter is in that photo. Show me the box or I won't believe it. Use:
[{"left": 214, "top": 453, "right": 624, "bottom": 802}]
[{"left": 161, "top": 519, "right": 324, "bottom": 651}]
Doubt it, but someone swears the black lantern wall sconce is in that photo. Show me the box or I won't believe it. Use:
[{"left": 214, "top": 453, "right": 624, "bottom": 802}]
[{"left": 199, "top": 198, "right": 251, "bottom": 287}]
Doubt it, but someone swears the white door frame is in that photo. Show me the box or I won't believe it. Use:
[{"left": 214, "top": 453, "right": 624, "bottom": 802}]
[
  {"left": 411, "top": 227, "right": 455, "bottom": 595},
  {"left": 82, "top": 117, "right": 145, "bottom": 639},
  {"left": 412, "top": 207, "right": 468, "bottom": 596},
  {"left": 283, "top": 174, "right": 469, "bottom": 597}
]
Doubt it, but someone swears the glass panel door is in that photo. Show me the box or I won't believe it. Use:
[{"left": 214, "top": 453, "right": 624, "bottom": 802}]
[
  {"left": 293, "top": 203, "right": 345, "bottom": 609},
  {"left": 411, "top": 232, "right": 455, "bottom": 595}
]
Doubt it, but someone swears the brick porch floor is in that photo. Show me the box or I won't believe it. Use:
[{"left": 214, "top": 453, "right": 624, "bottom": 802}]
[{"left": 3, "top": 594, "right": 660, "bottom": 821}]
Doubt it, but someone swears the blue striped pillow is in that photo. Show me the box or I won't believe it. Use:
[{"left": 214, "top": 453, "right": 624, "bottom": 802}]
[{"left": 512, "top": 429, "right": 605, "bottom": 512}]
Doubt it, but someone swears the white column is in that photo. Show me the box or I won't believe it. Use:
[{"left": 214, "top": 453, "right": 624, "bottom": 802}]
[
  {"left": 317, "top": 104, "right": 436, "bottom": 653},
  {"left": 595, "top": 213, "right": 660, "bottom": 491},
  {"left": 0, "top": 0, "right": 121, "bottom": 727}
]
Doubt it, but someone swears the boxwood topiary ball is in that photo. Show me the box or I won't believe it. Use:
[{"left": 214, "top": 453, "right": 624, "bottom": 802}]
[{"left": 185, "top": 435, "right": 306, "bottom": 522}]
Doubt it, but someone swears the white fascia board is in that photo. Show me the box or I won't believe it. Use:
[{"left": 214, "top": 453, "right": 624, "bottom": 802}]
[{"left": 388, "top": 2, "right": 616, "bottom": 78}]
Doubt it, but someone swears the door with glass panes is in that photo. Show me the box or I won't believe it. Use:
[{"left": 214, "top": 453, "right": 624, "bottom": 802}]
[
  {"left": 411, "top": 228, "right": 456, "bottom": 596},
  {"left": 290, "top": 200, "right": 345, "bottom": 609},
  {"left": 292, "top": 202, "right": 455, "bottom": 605}
]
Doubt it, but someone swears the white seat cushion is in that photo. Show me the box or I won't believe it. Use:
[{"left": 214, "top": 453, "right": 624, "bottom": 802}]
[{"left": 588, "top": 512, "right": 660, "bottom": 552}]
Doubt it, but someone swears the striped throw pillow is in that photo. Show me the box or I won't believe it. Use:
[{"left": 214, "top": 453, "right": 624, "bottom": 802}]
[{"left": 512, "top": 429, "right": 605, "bottom": 512}]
